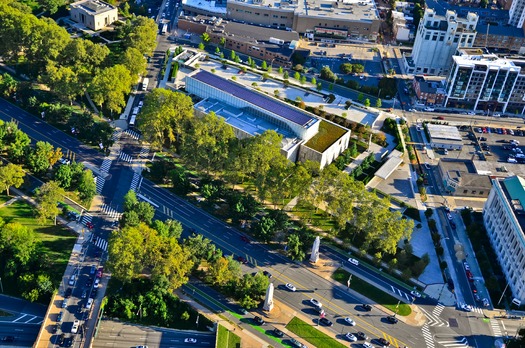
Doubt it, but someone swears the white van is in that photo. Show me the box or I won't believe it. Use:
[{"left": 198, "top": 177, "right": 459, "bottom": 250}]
[
  {"left": 86, "top": 298, "right": 93, "bottom": 309},
  {"left": 68, "top": 274, "right": 76, "bottom": 286}
]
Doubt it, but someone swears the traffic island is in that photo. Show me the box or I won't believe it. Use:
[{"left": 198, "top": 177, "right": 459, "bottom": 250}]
[{"left": 285, "top": 316, "right": 347, "bottom": 348}]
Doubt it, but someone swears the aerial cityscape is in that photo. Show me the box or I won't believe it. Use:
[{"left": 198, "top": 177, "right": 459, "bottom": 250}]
[{"left": 0, "top": 0, "right": 525, "bottom": 347}]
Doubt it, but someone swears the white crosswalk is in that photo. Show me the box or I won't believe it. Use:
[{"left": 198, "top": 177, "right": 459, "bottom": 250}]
[
  {"left": 100, "top": 204, "right": 122, "bottom": 220},
  {"left": 130, "top": 172, "right": 141, "bottom": 192},
  {"left": 420, "top": 304, "right": 449, "bottom": 327},
  {"left": 433, "top": 303, "right": 445, "bottom": 317},
  {"left": 81, "top": 213, "right": 93, "bottom": 226},
  {"left": 111, "top": 130, "right": 122, "bottom": 141},
  {"left": 11, "top": 313, "right": 42, "bottom": 324},
  {"left": 436, "top": 336, "right": 469, "bottom": 347},
  {"left": 490, "top": 319, "right": 502, "bottom": 337},
  {"left": 471, "top": 306, "right": 484, "bottom": 314},
  {"left": 95, "top": 176, "right": 105, "bottom": 194},
  {"left": 390, "top": 285, "right": 413, "bottom": 302},
  {"left": 93, "top": 238, "right": 108, "bottom": 251},
  {"left": 421, "top": 324, "right": 435, "bottom": 348},
  {"left": 139, "top": 145, "right": 150, "bottom": 158},
  {"left": 100, "top": 158, "right": 112, "bottom": 173},
  {"left": 125, "top": 129, "right": 141, "bottom": 140},
  {"left": 118, "top": 151, "right": 133, "bottom": 163}
]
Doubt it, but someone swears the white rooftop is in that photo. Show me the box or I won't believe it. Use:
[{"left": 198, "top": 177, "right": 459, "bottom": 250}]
[
  {"left": 427, "top": 124, "right": 462, "bottom": 141},
  {"left": 182, "top": 0, "right": 227, "bottom": 14}
]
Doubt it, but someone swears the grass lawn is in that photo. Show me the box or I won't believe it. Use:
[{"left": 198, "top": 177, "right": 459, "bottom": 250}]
[
  {"left": 216, "top": 324, "right": 241, "bottom": 348},
  {"left": 285, "top": 316, "right": 347, "bottom": 348},
  {"left": 332, "top": 268, "right": 412, "bottom": 316},
  {"left": 292, "top": 201, "right": 337, "bottom": 233},
  {"left": 0, "top": 198, "right": 77, "bottom": 297}
]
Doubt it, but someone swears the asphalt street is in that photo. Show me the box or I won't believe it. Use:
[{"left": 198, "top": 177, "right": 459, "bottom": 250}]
[
  {"left": 0, "top": 295, "right": 46, "bottom": 346},
  {"left": 93, "top": 320, "right": 215, "bottom": 348}
]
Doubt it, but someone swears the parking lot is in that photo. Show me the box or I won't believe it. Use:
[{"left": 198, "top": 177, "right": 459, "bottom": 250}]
[{"left": 429, "top": 124, "right": 525, "bottom": 164}]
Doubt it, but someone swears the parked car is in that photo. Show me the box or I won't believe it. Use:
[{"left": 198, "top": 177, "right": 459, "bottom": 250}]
[
  {"left": 290, "top": 338, "right": 307, "bottom": 348},
  {"left": 345, "top": 333, "right": 357, "bottom": 342},
  {"left": 378, "top": 337, "right": 391, "bottom": 346},
  {"left": 262, "top": 271, "right": 272, "bottom": 278},
  {"left": 65, "top": 288, "right": 72, "bottom": 298},
  {"left": 273, "top": 329, "right": 284, "bottom": 338},
  {"left": 356, "top": 331, "right": 368, "bottom": 340},
  {"left": 57, "top": 311, "right": 64, "bottom": 322},
  {"left": 184, "top": 338, "right": 197, "bottom": 343},
  {"left": 410, "top": 290, "right": 421, "bottom": 298},
  {"left": 71, "top": 320, "right": 79, "bottom": 334},
  {"left": 96, "top": 267, "right": 103, "bottom": 278},
  {"left": 253, "top": 316, "right": 265, "bottom": 325}
]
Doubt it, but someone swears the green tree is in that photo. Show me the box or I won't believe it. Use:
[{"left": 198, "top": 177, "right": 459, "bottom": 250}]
[
  {"left": 28, "top": 141, "right": 62, "bottom": 175},
  {"left": 251, "top": 216, "right": 276, "bottom": 243},
  {"left": 54, "top": 163, "right": 73, "bottom": 189},
  {"left": 138, "top": 89, "right": 194, "bottom": 149},
  {"left": 152, "top": 219, "right": 183, "bottom": 239},
  {"left": 375, "top": 98, "right": 382, "bottom": 108},
  {"left": 39, "top": 0, "right": 65, "bottom": 15},
  {"left": 261, "top": 61, "right": 268, "bottom": 70},
  {"left": 121, "top": 47, "right": 147, "bottom": 77},
  {"left": 123, "top": 16, "right": 158, "bottom": 56},
  {"left": 0, "top": 221, "right": 37, "bottom": 267},
  {"left": 6, "top": 129, "right": 30, "bottom": 163},
  {"left": 201, "top": 32, "right": 211, "bottom": 43},
  {"left": 198, "top": 42, "right": 205, "bottom": 50},
  {"left": 219, "top": 37, "right": 226, "bottom": 46},
  {"left": 44, "top": 63, "right": 80, "bottom": 104},
  {"left": 170, "top": 167, "right": 191, "bottom": 195},
  {"left": 300, "top": 75, "right": 306, "bottom": 84},
  {"left": 0, "top": 73, "right": 18, "bottom": 98},
  {"left": 182, "top": 113, "right": 235, "bottom": 173},
  {"left": 207, "top": 255, "right": 241, "bottom": 286},
  {"left": 107, "top": 223, "right": 147, "bottom": 283},
  {"left": 320, "top": 66, "right": 336, "bottom": 81},
  {"left": 287, "top": 233, "right": 305, "bottom": 261},
  {"left": 36, "top": 181, "right": 65, "bottom": 225},
  {"left": 215, "top": 46, "right": 221, "bottom": 54},
  {"left": 311, "top": 77, "right": 317, "bottom": 85},
  {"left": 317, "top": 82, "right": 322, "bottom": 91},
  {"left": 184, "top": 233, "right": 222, "bottom": 268},
  {"left": 357, "top": 93, "right": 364, "bottom": 102},
  {"left": 352, "top": 64, "right": 365, "bottom": 73},
  {"left": 283, "top": 71, "right": 289, "bottom": 79},
  {"left": 278, "top": 66, "right": 283, "bottom": 74},
  {"left": 230, "top": 50, "right": 236, "bottom": 61},
  {"left": 123, "top": 190, "right": 139, "bottom": 212},
  {"left": 339, "top": 63, "right": 353, "bottom": 74},
  {"left": 77, "top": 169, "right": 96, "bottom": 203},
  {"left": 0, "top": 163, "right": 25, "bottom": 196},
  {"left": 90, "top": 65, "right": 134, "bottom": 114},
  {"left": 293, "top": 71, "right": 300, "bottom": 80}
]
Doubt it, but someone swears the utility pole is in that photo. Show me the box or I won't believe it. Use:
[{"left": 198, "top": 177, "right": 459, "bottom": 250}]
[{"left": 347, "top": 274, "right": 352, "bottom": 289}]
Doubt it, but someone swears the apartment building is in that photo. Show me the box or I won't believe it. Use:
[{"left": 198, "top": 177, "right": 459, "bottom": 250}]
[
  {"left": 483, "top": 176, "right": 525, "bottom": 306},
  {"left": 444, "top": 49, "right": 525, "bottom": 114},
  {"left": 404, "top": 8, "right": 478, "bottom": 75}
]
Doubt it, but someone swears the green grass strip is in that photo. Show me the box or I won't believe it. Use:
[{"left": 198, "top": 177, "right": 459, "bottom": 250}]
[
  {"left": 285, "top": 316, "right": 347, "bottom": 348},
  {"left": 332, "top": 268, "right": 412, "bottom": 316},
  {"left": 217, "top": 324, "right": 241, "bottom": 348}
]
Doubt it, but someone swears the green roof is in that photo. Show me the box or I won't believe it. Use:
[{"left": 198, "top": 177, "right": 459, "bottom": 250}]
[
  {"left": 503, "top": 176, "right": 525, "bottom": 207},
  {"left": 305, "top": 120, "right": 347, "bottom": 153}
]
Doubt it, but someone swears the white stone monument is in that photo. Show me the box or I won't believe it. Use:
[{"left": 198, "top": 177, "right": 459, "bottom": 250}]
[
  {"left": 310, "top": 236, "right": 320, "bottom": 263},
  {"left": 263, "top": 283, "right": 274, "bottom": 312}
]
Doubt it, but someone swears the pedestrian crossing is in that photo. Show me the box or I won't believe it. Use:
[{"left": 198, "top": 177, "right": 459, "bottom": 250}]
[
  {"left": 125, "top": 129, "right": 141, "bottom": 140},
  {"left": 11, "top": 313, "right": 43, "bottom": 325},
  {"left": 420, "top": 304, "right": 449, "bottom": 327},
  {"left": 490, "top": 319, "right": 502, "bottom": 337},
  {"left": 118, "top": 151, "right": 133, "bottom": 163},
  {"left": 390, "top": 285, "right": 413, "bottom": 302},
  {"left": 81, "top": 213, "right": 93, "bottom": 226},
  {"left": 435, "top": 336, "right": 469, "bottom": 347},
  {"left": 130, "top": 172, "right": 141, "bottom": 192},
  {"left": 95, "top": 176, "right": 105, "bottom": 194},
  {"left": 421, "top": 324, "right": 435, "bottom": 348},
  {"left": 100, "top": 158, "right": 112, "bottom": 173},
  {"left": 93, "top": 237, "right": 108, "bottom": 251},
  {"left": 139, "top": 145, "right": 150, "bottom": 158},
  {"left": 100, "top": 203, "right": 122, "bottom": 220},
  {"left": 111, "top": 130, "right": 122, "bottom": 141},
  {"left": 471, "top": 306, "right": 484, "bottom": 314}
]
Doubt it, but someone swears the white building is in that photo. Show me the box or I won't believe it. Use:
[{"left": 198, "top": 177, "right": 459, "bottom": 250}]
[
  {"left": 70, "top": 0, "right": 118, "bottom": 31},
  {"left": 186, "top": 70, "right": 350, "bottom": 168},
  {"left": 404, "top": 9, "right": 478, "bottom": 76},
  {"left": 509, "top": 0, "right": 525, "bottom": 29},
  {"left": 391, "top": 11, "right": 412, "bottom": 42},
  {"left": 444, "top": 49, "right": 525, "bottom": 114},
  {"left": 483, "top": 176, "right": 525, "bottom": 306}
]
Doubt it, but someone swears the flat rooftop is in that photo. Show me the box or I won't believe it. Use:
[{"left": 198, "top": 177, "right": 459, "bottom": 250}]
[
  {"left": 500, "top": 176, "right": 525, "bottom": 233},
  {"left": 191, "top": 70, "right": 317, "bottom": 128},
  {"left": 304, "top": 120, "right": 347, "bottom": 152},
  {"left": 453, "top": 52, "right": 520, "bottom": 70},
  {"left": 427, "top": 124, "right": 462, "bottom": 141},
  {"left": 195, "top": 98, "right": 300, "bottom": 150},
  {"left": 227, "top": 0, "right": 379, "bottom": 22},
  {"left": 71, "top": 0, "right": 116, "bottom": 14},
  {"left": 181, "top": 0, "right": 227, "bottom": 15}
]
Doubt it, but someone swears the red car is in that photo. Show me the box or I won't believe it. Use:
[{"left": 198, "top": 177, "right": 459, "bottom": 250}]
[
  {"left": 466, "top": 270, "right": 474, "bottom": 281},
  {"left": 96, "top": 267, "right": 103, "bottom": 278},
  {"left": 86, "top": 222, "right": 94, "bottom": 230},
  {"left": 240, "top": 236, "right": 250, "bottom": 244},
  {"left": 437, "top": 116, "right": 445, "bottom": 120}
]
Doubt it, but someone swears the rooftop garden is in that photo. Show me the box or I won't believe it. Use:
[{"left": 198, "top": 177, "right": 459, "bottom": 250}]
[{"left": 305, "top": 120, "right": 347, "bottom": 153}]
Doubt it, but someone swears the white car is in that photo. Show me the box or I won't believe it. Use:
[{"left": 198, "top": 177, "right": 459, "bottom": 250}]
[
  {"left": 285, "top": 283, "right": 297, "bottom": 292},
  {"left": 424, "top": 107, "right": 435, "bottom": 112},
  {"left": 71, "top": 320, "right": 80, "bottom": 333},
  {"left": 344, "top": 317, "right": 356, "bottom": 326},
  {"left": 184, "top": 338, "right": 197, "bottom": 343},
  {"left": 310, "top": 298, "right": 322, "bottom": 308},
  {"left": 348, "top": 258, "right": 359, "bottom": 266},
  {"left": 460, "top": 303, "right": 472, "bottom": 312},
  {"left": 345, "top": 333, "right": 357, "bottom": 342},
  {"left": 86, "top": 298, "right": 93, "bottom": 309},
  {"left": 94, "top": 278, "right": 100, "bottom": 288},
  {"left": 68, "top": 274, "right": 76, "bottom": 286},
  {"left": 138, "top": 101, "right": 144, "bottom": 108},
  {"left": 363, "top": 343, "right": 373, "bottom": 348},
  {"left": 410, "top": 290, "right": 421, "bottom": 298},
  {"left": 447, "top": 213, "right": 453, "bottom": 220},
  {"left": 416, "top": 125, "right": 422, "bottom": 132}
]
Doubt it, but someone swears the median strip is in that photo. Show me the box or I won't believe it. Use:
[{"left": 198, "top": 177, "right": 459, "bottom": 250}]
[
  {"left": 332, "top": 268, "right": 412, "bottom": 316},
  {"left": 285, "top": 316, "right": 347, "bottom": 348}
]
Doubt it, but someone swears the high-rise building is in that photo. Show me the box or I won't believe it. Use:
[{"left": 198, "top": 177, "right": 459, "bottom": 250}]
[
  {"left": 483, "top": 176, "right": 525, "bottom": 307},
  {"left": 509, "top": 0, "right": 525, "bottom": 28},
  {"left": 444, "top": 49, "right": 525, "bottom": 114},
  {"left": 403, "top": 9, "right": 478, "bottom": 76}
]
